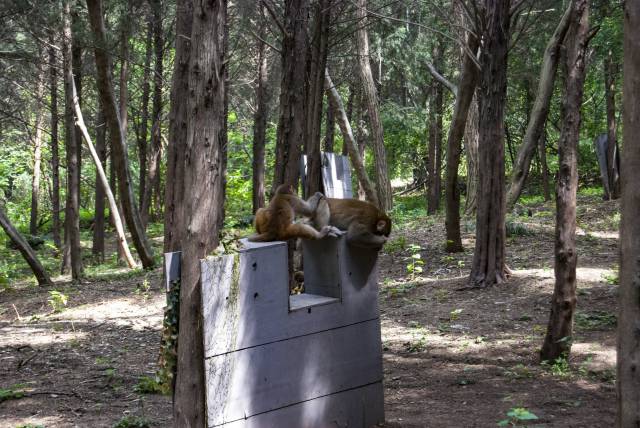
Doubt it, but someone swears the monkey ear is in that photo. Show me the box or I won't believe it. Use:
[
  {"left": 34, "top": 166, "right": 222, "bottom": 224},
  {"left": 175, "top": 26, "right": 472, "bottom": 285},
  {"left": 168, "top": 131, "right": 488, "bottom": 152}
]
[{"left": 376, "top": 220, "right": 387, "bottom": 233}]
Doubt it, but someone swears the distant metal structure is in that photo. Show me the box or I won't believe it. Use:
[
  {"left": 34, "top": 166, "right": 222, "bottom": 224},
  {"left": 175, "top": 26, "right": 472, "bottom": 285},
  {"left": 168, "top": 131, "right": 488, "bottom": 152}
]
[
  {"left": 301, "top": 152, "right": 353, "bottom": 198},
  {"left": 165, "top": 235, "right": 385, "bottom": 427}
]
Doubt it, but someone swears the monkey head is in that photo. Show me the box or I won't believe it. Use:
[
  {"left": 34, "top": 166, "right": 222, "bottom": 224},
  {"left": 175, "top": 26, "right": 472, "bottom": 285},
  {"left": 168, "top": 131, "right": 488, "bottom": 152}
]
[
  {"left": 275, "top": 184, "right": 295, "bottom": 195},
  {"left": 376, "top": 214, "right": 392, "bottom": 237}
]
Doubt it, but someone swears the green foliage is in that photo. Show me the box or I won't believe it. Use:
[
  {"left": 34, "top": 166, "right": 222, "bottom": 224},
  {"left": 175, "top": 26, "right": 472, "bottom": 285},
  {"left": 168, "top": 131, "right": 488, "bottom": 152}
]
[
  {"left": 134, "top": 375, "right": 164, "bottom": 395},
  {"left": 505, "top": 220, "right": 535, "bottom": 237},
  {"left": 113, "top": 415, "right": 151, "bottom": 428},
  {"left": 47, "top": 290, "right": 68, "bottom": 313},
  {"left": 15, "top": 424, "right": 45, "bottom": 428},
  {"left": 156, "top": 279, "right": 180, "bottom": 395},
  {"left": 391, "top": 195, "right": 428, "bottom": 228},
  {"left": 0, "top": 384, "right": 25, "bottom": 402},
  {"left": 602, "top": 268, "right": 619, "bottom": 285},
  {"left": 574, "top": 311, "right": 616, "bottom": 330},
  {"left": 541, "top": 356, "right": 571, "bottom": 377},
  {"left": 384, "top": 235, "right": 406, "bottom": 253},
  {"left": 405, "top": 244, "right": 424, "bottom": 279},
  {"left": 497, "top": 407, "right": 539, "bottom": 426}
]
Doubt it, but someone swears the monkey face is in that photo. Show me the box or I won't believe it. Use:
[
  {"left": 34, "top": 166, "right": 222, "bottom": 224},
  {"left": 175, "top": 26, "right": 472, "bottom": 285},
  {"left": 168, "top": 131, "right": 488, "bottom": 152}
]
[{"left": 376, "top": 218, "right": 391, "bottom": 236}]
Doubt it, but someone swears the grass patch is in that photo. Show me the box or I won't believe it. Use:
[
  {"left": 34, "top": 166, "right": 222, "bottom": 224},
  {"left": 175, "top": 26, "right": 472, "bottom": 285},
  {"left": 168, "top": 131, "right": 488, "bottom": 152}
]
[
  {"left": 113, "top": 415, "right": 151, "bottom": 428},
  {"left": 574, "top": 311, "right": 616, "bottom": 330},
  {"left": 0, "top": 384, "right": 26, "bottom": 403}
]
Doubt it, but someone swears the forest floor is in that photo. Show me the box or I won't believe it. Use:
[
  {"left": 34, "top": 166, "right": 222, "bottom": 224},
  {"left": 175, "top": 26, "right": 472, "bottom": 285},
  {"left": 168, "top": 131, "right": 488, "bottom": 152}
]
[{"left": 0, "top": 192, "right": 618, "bottom": 427}]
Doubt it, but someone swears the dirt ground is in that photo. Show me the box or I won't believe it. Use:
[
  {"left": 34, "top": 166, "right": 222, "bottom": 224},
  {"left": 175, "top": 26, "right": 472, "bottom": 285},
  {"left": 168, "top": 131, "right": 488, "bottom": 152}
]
[{"left": 0, "top": 195, "right": 618, "bottom": 427}]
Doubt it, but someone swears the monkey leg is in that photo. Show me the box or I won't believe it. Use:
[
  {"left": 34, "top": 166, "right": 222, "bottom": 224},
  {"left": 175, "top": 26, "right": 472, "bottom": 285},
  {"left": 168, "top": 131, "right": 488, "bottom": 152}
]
[
  {"left": 247, "top": 232, "right": 275, "bottom": 242},
  {"left": 283, "top": 223, "right": 330, "bottom": 240}
]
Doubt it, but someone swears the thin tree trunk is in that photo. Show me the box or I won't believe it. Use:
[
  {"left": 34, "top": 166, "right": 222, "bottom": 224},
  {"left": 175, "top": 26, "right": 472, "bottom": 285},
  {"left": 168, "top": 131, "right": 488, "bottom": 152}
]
[
  {"left": 539, "top": 130, "right": 551, "bottom": 200},
  {"left": 469, "top": 0, "right": 510, "bottom": 288},
  {"left": 342, "top": 86, "right": 355, "bottom": 156},
  {"left": 507, "top": 4, "right": 572, "bottom": 208},
  {"left": 304, "top": 0, "right": 331, "bottom": 197},
  {"left": 325, "top": 70, "right": 379, "bottom": 206},
  {"left": 138, "top": 17, "right": 153, "bottom": 209},
  {"left": 72, "top": 11, "right": 83, "bottom": 213},
  {"left": 164, "top": 0, "right": 192, "bottom": 254},
  {"left": 444, "top": 34, "right": 480, "bottom": 253},
  {"left": 540, "top": 0, "right": 589, "bottom": 361},
  {"left": 463, "top": 94, "right": 479, "bottom": 214},
  {"left": 324, "top": 98, "right": 335, "bottom": 152},
  {"left": 49, "top": 42, "right": 61, "bottom": 249},
  {"left": 69, "top": 75, "right": 137, "bottom": 268},
  {"left": 142, "top": 0, "right": 164, "bottom": 227},
  {"left": 86, "top": 0, "right": 155, "bottom": 269},
  {"left": 62, "top": 0, "right": 82, "bottom": 280},
  {"left": 93, "top": 107, "right": 107, "bottom": 259},
  {"left": 173, "top": 1, "right": 227, "bottom": 425},
  {"left": 273, "top": 0, "right": 309, "bottom": 190},
  {"left": 427, "top": 83, "right": 443, "bottom": 214},
  {"left": 618, "top": 2, "right": 640, "bottom": 423},
  {"left": 356, "top": 0, "right": 392, "bottom": 211},
  {"left": 252, "top": 6, "right": 268, "bottom": 214},
  {"left": 604, "top": 49, "right": 619, "bottom": 200},
  {"left": 29, "top": 64, "right": 46, "bottom": 236},
  {"left": 0, "top": 203, "right": 52, "bottom": 286}
]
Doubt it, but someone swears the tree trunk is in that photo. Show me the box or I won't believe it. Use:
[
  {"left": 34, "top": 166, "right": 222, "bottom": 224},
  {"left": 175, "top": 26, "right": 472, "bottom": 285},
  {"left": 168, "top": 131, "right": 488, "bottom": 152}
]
[
  {"left": 49, "top": 42, "right": 62, "bottom": 249},
  {"left": 138, "top": 17, "right": 153, "bottom": 209},
  {"left": 618, "top": 2, "right": 640, "bottom": 423},
  {"left": 469, "top": 0, "right": 510, "bottom": 287},
  {"left": 72, "top": 11, "right": 83, "bottom": 213},
  {"left": 444, "top": 34, "right": 480, "bottom": 253},
  {"left": 164, "top": 0, "right": 192, "bottom": 253},
  {"left": 463, "top": 94, "right": 479, "bottom": 214},
  {"left": 507, "top": 4, "right": 572, "bottom": 208},
  {"left": 427, "top": 82, "right": 443, "bottom": 214},
  {"left": 304, "top": 0, "right": 330, "bottom": 197},
  {"left": 324, "top": 98, "right": 335, "bottom": 152},
  {"left": 325, "top": 70, "right": 379, "bottom": 207},
  {"left": 273, "top": 0, "right": 309, "bottom": 191},
  {"left": 604, "top": 49, "right": 620, "bottom": 200},
  {"left": 252, "top": 5, "right": 268, "bottom": 214},
  {"left": 356, "top": 0, "right": 392, "bottom": 211},
  {"left": 62, "top": 0, "right": 83, "bottom": 280},
  {"left": 29, "top": 63, "right": 46, "bottom": 236},
  {"left": 92, "top": 107, "right": 106, "bottom": 259},
  {"left": 539, "top": 130, "right": 551, "bottom": 201},
  {"left": 142, "top": 0, "right": 164, "bottom": 227},
  {"left": 69, "top": 73, "right": 137, "bottom": 268},
  {"left": 173, "top": 1, "right": 227, "bottom": 426},
  {"left": 86, "top": 0, "right": 155, "bottom": 269},
  {"left": 0, "top": 203, "right": 52, "bottom": 286},
  {"left": 540, "top": 0, "right": 589, "bottom": 361}
]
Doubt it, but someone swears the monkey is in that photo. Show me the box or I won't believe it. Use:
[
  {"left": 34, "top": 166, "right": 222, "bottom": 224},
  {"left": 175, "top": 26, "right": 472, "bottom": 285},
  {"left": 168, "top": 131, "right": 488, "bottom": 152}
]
[
  {"left": 248, "top": 184, "right": 339, "bottom": 242},
  {"left": 312, "top": 198, "right": 392, "bottom": 249}
]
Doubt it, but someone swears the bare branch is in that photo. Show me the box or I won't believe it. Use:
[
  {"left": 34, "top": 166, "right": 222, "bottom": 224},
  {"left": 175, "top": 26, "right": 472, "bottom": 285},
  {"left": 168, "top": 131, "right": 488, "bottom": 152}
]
[{"left": 261, "top": 0, "right": 287, "bottom": 37}]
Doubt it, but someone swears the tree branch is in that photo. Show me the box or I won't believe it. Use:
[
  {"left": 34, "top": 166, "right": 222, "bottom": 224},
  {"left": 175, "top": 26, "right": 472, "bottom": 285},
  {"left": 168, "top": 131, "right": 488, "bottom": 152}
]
[
  {"left": 425, "top": 61, "right": 458, "bottom": 96},
  {"left": 261, "top": 0, "right": 287, "bottom": 37}
]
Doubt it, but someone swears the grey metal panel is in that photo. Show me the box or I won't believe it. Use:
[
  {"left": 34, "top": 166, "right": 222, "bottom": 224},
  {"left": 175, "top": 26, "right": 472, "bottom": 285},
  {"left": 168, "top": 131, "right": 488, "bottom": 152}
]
[
  {"left": 289, "top": 294, "right": 339, "bottom": 311},
  {"left": 202, "top": 238, "right": 380, "bottom": 358},
  {"left": 301, "top": 236, "right": 341, "bottom": 298},
  {"left": 204, "top": 319, "right": 383, "bottom": 426},
  {"left": 322, "top": 152, "right": 353, "bottom": 199},
  {"left": 212, "top": 382, "right": 384, "bottom": 428},
  {"left": 163, "top": 251, "right": 181, "bottom": 292}
]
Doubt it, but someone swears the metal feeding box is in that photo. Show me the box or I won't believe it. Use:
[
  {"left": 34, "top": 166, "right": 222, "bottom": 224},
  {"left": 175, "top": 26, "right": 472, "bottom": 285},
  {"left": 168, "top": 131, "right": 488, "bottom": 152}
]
[{"left": 194, "top": 236, "right": 385, "bottom": 427}]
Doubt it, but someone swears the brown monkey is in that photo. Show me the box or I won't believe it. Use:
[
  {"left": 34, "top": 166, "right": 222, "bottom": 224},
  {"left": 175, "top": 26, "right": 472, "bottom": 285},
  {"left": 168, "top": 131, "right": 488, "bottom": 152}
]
[
  {"left": 248, "top": 184, "right": 337, "bottom": 242},
  {"left": 314, "top": 198, "right": 392, "bottom": 249}
]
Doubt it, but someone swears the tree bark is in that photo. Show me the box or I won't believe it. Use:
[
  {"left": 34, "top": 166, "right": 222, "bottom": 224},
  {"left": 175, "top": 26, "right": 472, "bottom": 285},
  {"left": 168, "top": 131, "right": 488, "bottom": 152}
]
[
  {"left": 325, "top": 70, "right": 379, "bottom": 207},
  {"left": 539, "top": 130, "right": 551, "bottom": 201},
  {"left": 0, "top": 203, "right": 52, "bottom": 286},
  {"left": 69, "top": 74, "right": 137, "bottom": 268},
  {"left": 92, "top": 107, "right": 106, "bottom": 259},
  {"left": 604, "top": 49, "right": 620, "bottom": 200},
  {"left": 540, "top": 0, "right": 589, "bottom": 362},
  {"left": 304, "top": 0, "right": 331, "bottom": 197},
  {"left": 444, "top": 34, "right": 480, "bottom": 253},
  {"left": 324, "top": 98, "right": 335, "bottom": 152},
  {"left": 356, "top": 0, "right": 392, "bottom": 211},
  {"left": 29, "top": 63, "right": 46, "bottom": 236},
  {"left": 427, "top": 82, "right": 443, "bottom": 214},
  {"left": 138, "top": 17, "right": 153, "bottom": 209},
  {"left": 86, "top": 0, "right": 155, "bottom": 269},
  {"left": 507, "top": 4, "right": 572, "bottom": 209},
  {"left": 469, "top": 0, "right": 510, "bottom": 287},
  {"left": 164, "top": 0, "right": 192, "bottom": 254},
  {"left": 49, "top": 42, "right": 61, "bottom": 249},
  {"left": 463, "top": 94, "right": 479, "bottom": 214},
  {"left": 173, "top": 1, "right": 227, "bottom": 426},
  {"left": 142, "top": 0, "right": 164, "bottom": 227},
  {"left": 618, "top": 2, "right": 640, "bottom": 423},
  {"left": 252, "top": 5, "right": 268, "bottom": 214},
  {"left": 71, "top": 11, "right": 83, "bottom": 213},
  {"left": 62, "top": 0, "right": 83, "bottom": 280},
  {"left": 273, "top": 0, "right": 309, "bottom": 191}
]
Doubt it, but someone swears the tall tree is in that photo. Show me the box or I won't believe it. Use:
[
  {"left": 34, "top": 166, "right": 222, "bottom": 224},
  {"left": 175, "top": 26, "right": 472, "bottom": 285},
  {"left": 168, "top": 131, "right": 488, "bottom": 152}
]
[
  {"left": 426, "top": 72, "right": 443, "bottom": 215},
  {"left": 141, "top": 0, "right": 164, "bottom": 227},
  {"left": 507, "top": 5, "right": 572, "bottom": 208},
  {"left": 29, "top": 62, "right": 46, "bottom": 236},
  {"left": 355, "top": 0, "right": 392, "bottom": 210},
  {"left": 62, "top": 0, "right": 83, "bottom": 279},
  {"left": 252, "top": 5, "right": 269, "bottom": 214},
  {"left": 138, "top": 16, "right": 153, "bottom": 209},
  {"left": 49, "top": 41, "right": 61, "bottom": 249},
  {"left": 92, "top": 107, "right": 106, "bottom": 259},
  {"left": 469, "top": 0, "right": 511, "bottom": 287},
  {"left": 444, "top": 34, "right": 480, "bottom": 253},
  {"left": 273, "top": 0, "right": 309, "bottom": 190},
  {"left": 173, "top": 0, "right": 227, "bottom": 425},
  {"left": 540, "top": 0, "right": 590, "bottom": 361},
  {"left": 618, "top": 1, "right": 640, "bottom": 423},
  {"left": 86, "top": 0, "right": 155, "bottom": 269},
  {"left": 603, "top": 47, "right": 619, "bottom": 200}
]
